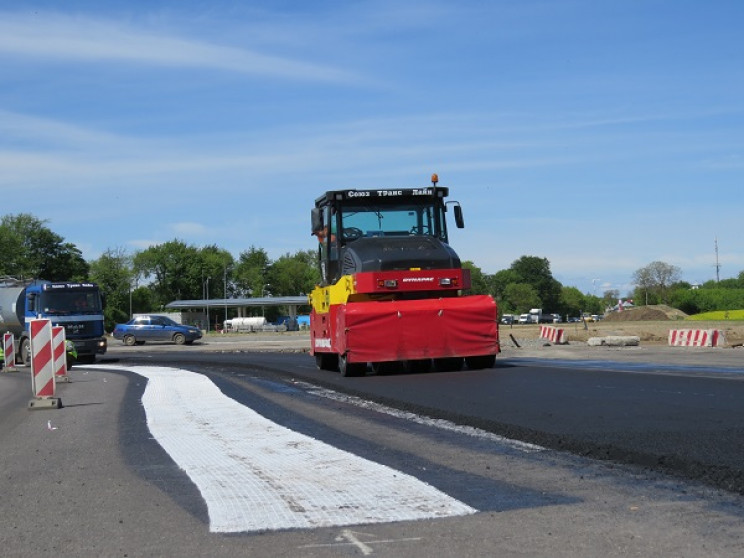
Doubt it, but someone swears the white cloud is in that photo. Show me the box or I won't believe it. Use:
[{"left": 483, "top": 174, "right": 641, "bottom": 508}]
[
  {"left": 0, "top": 108, "right": 581, "bottom": 195},
  {"left": 0, "top": 12, "right": 360, "bottom": 83}
]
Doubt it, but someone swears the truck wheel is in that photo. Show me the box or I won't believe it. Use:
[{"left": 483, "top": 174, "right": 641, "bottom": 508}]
[
  {"left": 338, "top": 354, "right": 366, "bottom": 377},
  {"left": 20, "top": 338, "right": 31, "bottom": 366},
  {"left": 465, "top": 355, "right": 496, "bottom": 370},
  {"left": 123, "top": 335, "right": 136, "bottom": 346},
  {"left": 315, "top": 353, "right": 338, "bottom": 371},
  {"left": 433, "top": 357, "right": 463, "bottom": 372}
]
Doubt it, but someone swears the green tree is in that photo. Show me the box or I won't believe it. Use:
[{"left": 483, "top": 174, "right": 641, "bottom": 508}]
[
  {"left": 89, "top": 247, "right": 134, "bottom": 331},
  {"left": 0, "top": 213, "right": 88, "bottom": 280},
  {"left": 462, "top": 261, "right": 489, "bottom": 294},
  {"left": 502, "top": 283, "right": 540, "bottom": 313},
  {"left": 670, "top": 287, "right": 701, "bottom": 315},
  {"left": 509, "top": 255, "right": 562, "bottom": 311},
  {"left": 702, "top": 272, "right": 744, "bottom": 289},
  {"left": 716, "top": 277, "right": 741, "bottom": 289},
  {"left": 671, "top": 286, "right": 744, "bottom": 315},
  {"left": 197, "top": 245, "right": 235, "bottom": 300},
  {"left": 602, "top": 289, "right": 620, "bottom": 310},
  {"left": 632, "top": 260, "right": 681, "bottom": 304},
  {"left": 267, "top": 250, "right": 320, "bottom": 296},
  {"left": 489, "top": 268, "right": 521, "bottom": 301},
  {"left": 632, "top": 265, "right": 655, "bottom": 304},
  {"left": 133, "top": 240, "right": 202, "bottom": 308},
  {"left": 559, "top": 286, "right": 586, "bottom": 318},
  {"left": 582, "top": 294, "right": 604, "bottom": 315},
  {"left": 234, "top": 246, "right": 271, "bottom": 298},
  {"left": 131, "top": 286, "right": 154, "bottom": 315},
  {"left": 133, "top": 240, "right": 235, "bottom": 313}
]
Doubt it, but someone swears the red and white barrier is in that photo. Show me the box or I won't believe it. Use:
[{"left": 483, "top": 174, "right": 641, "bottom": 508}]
[
  {"left": 539, "top": 325, "right": 566, "bottom": 344},
  {"left": 3, "top": 332, "right": 17, "bottom": 372},
  {"left": 668, "top": 329, "right": 725, "bottom": 347},
  {"left": 28, "top": 319, "right": 61, "bottom": 409},
  {"left": 52, "top": 325, "right": 70, "bottom": 382}
]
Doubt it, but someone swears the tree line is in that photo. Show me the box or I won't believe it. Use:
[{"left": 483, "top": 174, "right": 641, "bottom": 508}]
[
  {"left": 2, "top": 213, "right": 742, "bottom": 331},
  {"left": 630, "top": 260, "right": 744, "bottom": 314}
]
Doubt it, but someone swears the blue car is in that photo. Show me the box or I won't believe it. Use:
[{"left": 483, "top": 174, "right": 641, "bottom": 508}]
[{"left": 113, "top": 315, "right": 203, "bottom": 346}]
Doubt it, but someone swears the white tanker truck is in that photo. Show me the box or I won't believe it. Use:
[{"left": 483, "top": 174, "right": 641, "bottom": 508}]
[
  {"left": 0, "top": 277, "right": 107, "bottom": 365},
  {"left": 223, "top": 316, "right": 268, "bottom": 332}
]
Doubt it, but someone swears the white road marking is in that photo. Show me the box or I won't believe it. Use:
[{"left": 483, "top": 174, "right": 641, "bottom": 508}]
[
  {"left": 295, "top": 381, "right": 545, "bottom": 453},
  {"left": 99, "top": 365, "right": 477, "bottom": 533},
  {"left": 338, "top": 530, "right": 375, "bottom": 555},
  {"left": 299, "top": 529, "right": 422, "bottom": 554}
]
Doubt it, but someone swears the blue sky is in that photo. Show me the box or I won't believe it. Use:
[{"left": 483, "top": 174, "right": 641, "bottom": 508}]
[{"left": 2, "top": 1, "right": 742, "bottom": 296}]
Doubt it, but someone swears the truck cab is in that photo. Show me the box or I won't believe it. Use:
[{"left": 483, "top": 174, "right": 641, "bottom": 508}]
[
  {"left": 311, "top": 185, "right": 464, "bottom": 287},
  {"left": 29, "top": 282, "right": 107, "bottom": 363},
  {"left": 0, "top": 279, "right": 107, "bottom": 365}
]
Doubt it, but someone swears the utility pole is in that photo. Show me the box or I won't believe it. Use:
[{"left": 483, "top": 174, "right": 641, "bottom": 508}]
[
  {"left": 714, "top": 236, "right": 721, "bottom": 283},
  {"left": 205, "top": 276, "right": 210, "bottom": 332}
]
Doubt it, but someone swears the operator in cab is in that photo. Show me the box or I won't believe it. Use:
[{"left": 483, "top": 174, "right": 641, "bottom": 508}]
[{"left": 312, "top": 223, "right": 336, "bottom": 244}]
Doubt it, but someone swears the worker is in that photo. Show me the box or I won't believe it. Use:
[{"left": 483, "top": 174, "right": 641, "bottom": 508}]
[
  {"left": 313, "top": 224, "right": 336, "bottom": 244},
  {"left": 66, "top": 340, "right": 78, "bottom": 369},
  {"left": 74, "top": 295, "right": 88, "bottom": 310}
]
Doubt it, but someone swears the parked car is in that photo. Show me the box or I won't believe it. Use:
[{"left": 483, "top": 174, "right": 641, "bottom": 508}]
[
  {"left": 518, "top": 313, "right": 530, "bottom": 324},
  {"left": 501, "top": 314, "right": 515, "bottom": 325},
  {"left": 113, "top": 315, "right": 202, "bottom": 346}
]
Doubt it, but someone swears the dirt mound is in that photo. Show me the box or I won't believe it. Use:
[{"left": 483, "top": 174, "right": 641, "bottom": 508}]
[{"left": 603, "top": 304, "right": 688, "bottom": 322}]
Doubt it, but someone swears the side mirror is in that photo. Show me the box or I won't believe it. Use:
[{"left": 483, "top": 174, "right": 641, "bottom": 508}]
[
  {"left": 311, "top": 208, "right": 323, "bottom": 236},
  {"left": 453, "top": 204, "right": 464, "bottom": 228}
]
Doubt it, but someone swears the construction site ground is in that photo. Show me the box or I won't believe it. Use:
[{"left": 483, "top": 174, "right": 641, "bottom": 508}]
[{"left": 105, "top": 315, "right": 744, "bottom": 370}]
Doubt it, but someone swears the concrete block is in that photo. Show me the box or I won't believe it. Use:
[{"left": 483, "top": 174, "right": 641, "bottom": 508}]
[{"left": 28, "top": 397, "right": 62, "bottom": 410}]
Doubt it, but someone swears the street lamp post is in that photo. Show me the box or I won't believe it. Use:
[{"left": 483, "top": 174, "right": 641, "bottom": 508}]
[
  {"left": 129, "top": 277, "right": 138, "bottom": 319},
  {"left": 205, "top": 277, "right": 211, "bottom": 332},
  {"left": 261, "top": 284, "right": 270, "bottom": 317},
  {"left": 223, "top": 266, "right": 228, "bottom": 329}
]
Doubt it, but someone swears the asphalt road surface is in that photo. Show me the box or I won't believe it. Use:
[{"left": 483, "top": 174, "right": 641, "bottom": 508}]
[{"left": 1, "top": 336, "right": 743, "bottom": 557}]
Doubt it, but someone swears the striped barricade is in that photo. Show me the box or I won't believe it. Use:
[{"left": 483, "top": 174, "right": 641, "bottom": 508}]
[
  {"left": 28, "top": 319, "right": 61, "bottom": 409},
  {"left": 52, "top": 326, "right": 70, "bottom": 383},
  {"left": 3, "top": 332, "right": 17, "bottom": 372},
  {"left": 539, "top": 325, "right": 566, "bottom": 344},
  {"left": 668, "top": 329, "right": 725, "bottom": 347}
]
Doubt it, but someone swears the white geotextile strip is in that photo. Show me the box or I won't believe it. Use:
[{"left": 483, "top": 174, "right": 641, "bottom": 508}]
[{"left": 109, "top": 365, "right": 477, "bottom": 532}]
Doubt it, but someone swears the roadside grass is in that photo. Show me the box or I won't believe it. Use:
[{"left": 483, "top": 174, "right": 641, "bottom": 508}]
[{"left": 689, "top": 309, "right": 744, "bottom": 321}]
